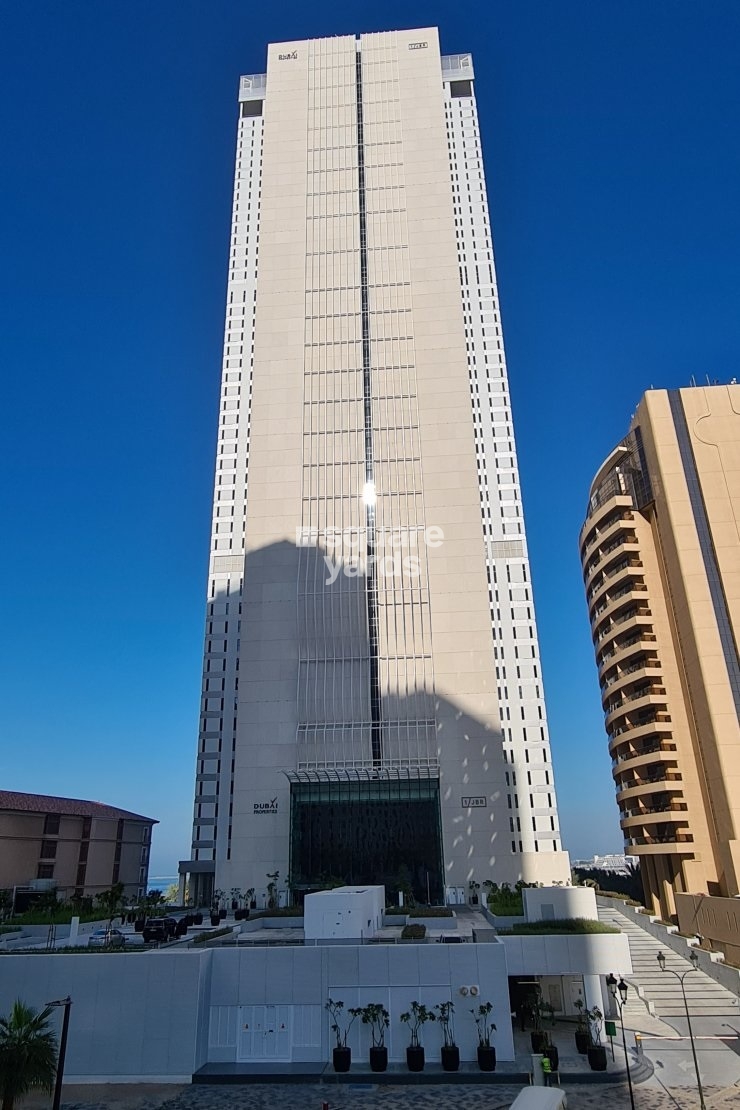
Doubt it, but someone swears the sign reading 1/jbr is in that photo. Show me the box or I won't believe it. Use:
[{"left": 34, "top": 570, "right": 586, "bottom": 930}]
[{"left": 462, "top": 796, "right": 487, "bottom": 808}]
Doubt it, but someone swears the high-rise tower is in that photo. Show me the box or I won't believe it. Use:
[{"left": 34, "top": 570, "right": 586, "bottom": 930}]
[
  {"left": 580, "top": 385, "right": 740, "bottom": 920},
  {"left": 180, "top": 29, "right": 569, "bottom": 907}
]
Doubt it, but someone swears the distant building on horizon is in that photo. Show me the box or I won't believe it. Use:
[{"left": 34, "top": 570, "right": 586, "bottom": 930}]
[
  {"left": 571, "top": 854, "right": 638, "bottom": 874},
  {"left": 0, "top": 790, "right": 156, "bottom": 906},
  {"left": 180, "top": 27, "right": 570, "bottom": 909},
  {"left": 580, "top": 384, "right": 740, "bottom": 920}
]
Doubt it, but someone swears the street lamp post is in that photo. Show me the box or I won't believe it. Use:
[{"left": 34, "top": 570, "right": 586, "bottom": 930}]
[
  {"left": 46, "top": 997, "right": 72, "bottom": 1110},
  {"left": 606, "top": 973, "right": 636, "bottom": 1110},
  {"left": 656, "top": 950, "right": 706, "bottom": 1110}
]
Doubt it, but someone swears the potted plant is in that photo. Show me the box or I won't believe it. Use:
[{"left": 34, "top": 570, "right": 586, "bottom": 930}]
[
  {"left": 353, "top": 1003, "right": 390, "bottom": 1072},
  {"left": 400, "top": 1001, "right": 435, "bottom": 1071},
  {"left": 325, "top": 999, "right": 356, "bottom": 1073},
  {"left": 469, "top": 880, "right": 481, "bottom": 905},
  {"left": 471, "top": 1001, "right": 496, "bottom": 1071},
  {"left": 529, "top": 990, "right": 548, "bottom": 1054},
  {"left": 435, "top": 1001, "right": 459, "bottom": 1071},
  {"left": 246, "top": 887, "right": 256, "bottom": 910},
  {"left": 230, "top": 887, "right": 241, "bottom": 911},
  {"left": 266, "top": 871, "right": 279, "bottom": 911},
  {"left": 574, "top": 998, "right": 590, "bottom": 1054},
  {"left": 587, "top": 1007, "right": 607, "bottom": 1071},
  {"left": 543, "top": 1036, "right": 559, "bottom": 1071}
]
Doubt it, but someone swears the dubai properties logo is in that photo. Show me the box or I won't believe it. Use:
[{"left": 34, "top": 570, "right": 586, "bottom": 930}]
[{"left": 254, "top": 797, "right": 279, "bottom": 815}]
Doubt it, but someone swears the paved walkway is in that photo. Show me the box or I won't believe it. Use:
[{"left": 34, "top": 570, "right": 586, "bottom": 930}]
[{"left": 21, "top": 1080, "right": 740, "bottom": 1110}]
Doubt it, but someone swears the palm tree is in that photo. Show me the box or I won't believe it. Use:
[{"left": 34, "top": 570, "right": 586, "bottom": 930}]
[{"left": 0, "top": 1000, "right": 58, "bottom": 1110}]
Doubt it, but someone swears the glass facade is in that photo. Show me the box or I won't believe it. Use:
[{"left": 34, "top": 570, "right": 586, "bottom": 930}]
[{"left": 289, "top": 775, "right": 443, "bottom": 903}]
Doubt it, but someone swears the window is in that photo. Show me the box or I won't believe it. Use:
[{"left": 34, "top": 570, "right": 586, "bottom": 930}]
[
  {"left": 43, "top": 814, "right": 60, "bottom": 836},
  {"left": 37, "top": 863, "right": 54, "bottom": 879},
  {"left": 40, "top": 840, "right": 57, "bottom": 859}
]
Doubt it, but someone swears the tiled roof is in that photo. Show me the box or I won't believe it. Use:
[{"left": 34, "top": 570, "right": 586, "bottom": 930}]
[{"left": 0, "top": 790, "right": 157, "bottom": 824}]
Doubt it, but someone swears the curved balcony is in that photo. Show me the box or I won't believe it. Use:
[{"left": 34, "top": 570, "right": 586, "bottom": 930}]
[
  {"left": 592, "top": 585, "right": 650, "bottom": 640},
  {"left": 598, "top": 633, "right": 658, "bottom": 679},
  {"left": 615, "top": 773, "right": 683, "bottom": 803},
  {"left": 604, "top": 687, "right": 667, "bottom": 730},
  {"left": 620, "top": 803, "right": 689, "bottom": 828},
  {"left": 624, "top": 833, "right": 695, "bottom": 853},
  {"left": 600, "top": 659, "right": 661, "bottom": 700},
  {"left": 584, "top": 542, "right": 641, "bottom": 592},
  {"left": 586, "top": 555, "right": 644, "bottom": 608},
  {"left": 589, "top": 572, "right": 647, "bottom": 623},
  {"left": 610, "top": 740, "right": 677, "bottom": 774},
  {"left": 608, "top": 714, "right": 672, "bottom": 749},
  {"left": 581, "top": 506, "right": 635, "bottom": 565},
  {"left": 595, "top": 605, "right": 652, "bottom": 647}
]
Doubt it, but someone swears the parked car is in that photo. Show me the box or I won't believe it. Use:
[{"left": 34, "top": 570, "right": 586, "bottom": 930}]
[
  {"left": 142, "top": 917, "right": 178, "bottom": 944},
  {"left": 88, "top": 928, "right": 126, "bottom": 948}
]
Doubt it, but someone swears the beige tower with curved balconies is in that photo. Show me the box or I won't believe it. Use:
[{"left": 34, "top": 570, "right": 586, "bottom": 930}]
[{"left": 580, "top": 385, "right": 740, "bottom": 920}]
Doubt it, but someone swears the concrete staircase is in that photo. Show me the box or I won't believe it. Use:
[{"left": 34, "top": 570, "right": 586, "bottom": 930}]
[{"left": 598, "top": 903, "right": 737, "bottom": 1019}]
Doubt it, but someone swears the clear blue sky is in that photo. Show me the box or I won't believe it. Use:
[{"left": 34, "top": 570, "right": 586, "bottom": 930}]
[{"left": 2, "top": 1, "right": 739, "bottom": 876}]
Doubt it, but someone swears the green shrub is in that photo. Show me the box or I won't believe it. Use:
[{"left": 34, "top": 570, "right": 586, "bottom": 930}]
[
  {"left": 192, "top": 927, "right": 232, "bottom": 945},
  {"left": 407, "top": 907, "right": 453, "bottom": 918},
  {"left": 401, "top": 924, "right": 426, "bottom": 939},
  {"left": 488, "top": 894, "right": 524, "bottom": 916},
  {"left": 498, "top": 917, "right": 620, "bottom": 935}
]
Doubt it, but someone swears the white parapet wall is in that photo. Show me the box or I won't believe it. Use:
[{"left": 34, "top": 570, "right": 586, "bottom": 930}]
[
  {"left": 501, "top": 931, "right": 632, "bottom": 978},
  {"left": 304, "top": 885, "right": 385, "bottom": 941},
  {"left": 523, "top": 885, "right": 599, "bottom": 922},
  {"left": 0, "top": 939, "right": 515, "bottom": 1078}
]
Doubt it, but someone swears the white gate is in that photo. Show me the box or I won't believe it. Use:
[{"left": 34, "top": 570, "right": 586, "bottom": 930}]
[{"left": 237, "top": 1005, "right": 292, "bottom": 1061}]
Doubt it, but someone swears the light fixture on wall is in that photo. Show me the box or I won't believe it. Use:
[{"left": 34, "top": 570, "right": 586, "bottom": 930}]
[
  {"left": 459, "top": 986, "right": 469, "bottom": 996},
  {"left": 470, "top": 985, "right": 480, "bottom": 997}
]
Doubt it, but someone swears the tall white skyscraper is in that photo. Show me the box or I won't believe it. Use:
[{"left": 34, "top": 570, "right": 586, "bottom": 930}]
[{"left": 180, "top": 28, "right": 569, "bottom": 907}]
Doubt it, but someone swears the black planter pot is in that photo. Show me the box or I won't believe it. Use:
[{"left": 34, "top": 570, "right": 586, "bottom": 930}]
[
  {"left": 575, "top": 1031, "right": 590, "bottom": 1055},
  {"left": 234, "top": 909, "right": 246, "bottom": 921},
  {"left": 210, "top": 915, "right": 220, "bottom": 927},
  {"left": 193, "top": 913, "right": 203, "bottom": 925},
  {"left": 406, "top": 1045, "right": 425, "bottom": 1072},
  {"left": 250, "top": 900, "right": 257, "bottom": 910},
  {"left": 477, "top": 1045, "right": 496, "bottom": 1072},
  {"left": 333, "top": 1046, "right": 351, "bottom": 1073},
  {"left": 588, "top": 1045, "right": 607, "bottom": 1072},
  {"left": 441, "top": 1045, "right": 460, "bottom": 1072},
  {"left": 370, "top": 1046, "right": 388, "bottom": 1073},
  {"left": 531, "top": 1031, "right": 548, "bottom": 1054},
  {"left": 219, "top": 908, "right": 227, "bottom": 920},
  {"left": 544, "top": 1045, "right": 559, "bottom": 1071}
]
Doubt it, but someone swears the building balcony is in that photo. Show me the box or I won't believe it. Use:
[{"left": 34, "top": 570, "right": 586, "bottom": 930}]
[
  {"left": 615, "top": 773, "right": 683, "bottom": 803},
  {"left": 598, "top": 632, "right": 657, "bottom": 676},
  {"left": 612, "top": 741, "right": 678, "bottom": 777},
  {"left": 580, "top": 505, "right": 635, "bottom": 563},
  {"left": 620, "top": 803, "right": 689, "bottom": 827},
  {"left": 586, "top": 555, "right": 644, "bottom": 606},
  {"left": 595, "top": 605, "right": 652, "bottom": 646},
  {"left": 584, "top": 545, "right": 642, "bottom": 594},
  {"left": 589, "top": 574, "right": 647, "bottom": 623},
  {"left": 592, "top": 586, "right": 650, "bottom": 638},
  {"left": 625, "top": 834, "right": 695, "bottom": 854},
  {"left": 601, "top": 660, "right": 662, "bottom": 698},
  {"left": 605, "top": 688, "right": 667, "bottom": 729},
  {"left": 609, "top": 713, "right": 672, "bottom": 747}
]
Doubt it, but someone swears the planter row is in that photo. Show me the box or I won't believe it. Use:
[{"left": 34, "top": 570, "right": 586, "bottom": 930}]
[{"left": 332, "top": 1043, "right": 496, "bottom": 1073}]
